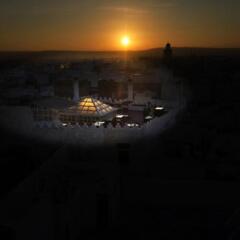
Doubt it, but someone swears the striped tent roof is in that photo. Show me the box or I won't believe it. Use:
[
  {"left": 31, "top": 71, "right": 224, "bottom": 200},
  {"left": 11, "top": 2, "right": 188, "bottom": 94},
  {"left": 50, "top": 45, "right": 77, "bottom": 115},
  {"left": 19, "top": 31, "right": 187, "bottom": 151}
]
[{"left": 67, "top": 97, "right": 116, "bottom": 117}]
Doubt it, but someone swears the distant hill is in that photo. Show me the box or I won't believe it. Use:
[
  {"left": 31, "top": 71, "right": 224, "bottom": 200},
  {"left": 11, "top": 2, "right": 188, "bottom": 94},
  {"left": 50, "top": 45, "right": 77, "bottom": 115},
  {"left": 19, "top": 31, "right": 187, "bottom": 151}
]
[
  {"left": 0, "top": 48, "right": 240, "bottom": 63},
  {"left": 140, "top": 47, "right": 240, "bottom": 57}
]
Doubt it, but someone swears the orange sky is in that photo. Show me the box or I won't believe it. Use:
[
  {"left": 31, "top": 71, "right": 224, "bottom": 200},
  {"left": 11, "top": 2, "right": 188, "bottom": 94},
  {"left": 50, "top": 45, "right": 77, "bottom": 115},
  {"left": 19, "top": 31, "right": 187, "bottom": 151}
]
[{"left": 0, "top": 0, "right": 239, "bottom": 51}]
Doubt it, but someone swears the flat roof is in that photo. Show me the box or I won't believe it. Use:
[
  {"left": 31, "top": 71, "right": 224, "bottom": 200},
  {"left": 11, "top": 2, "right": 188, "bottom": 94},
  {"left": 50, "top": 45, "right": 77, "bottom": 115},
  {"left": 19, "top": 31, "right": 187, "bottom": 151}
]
[{"left": 33, "top": 97, "right": 75, "bottom": 109}]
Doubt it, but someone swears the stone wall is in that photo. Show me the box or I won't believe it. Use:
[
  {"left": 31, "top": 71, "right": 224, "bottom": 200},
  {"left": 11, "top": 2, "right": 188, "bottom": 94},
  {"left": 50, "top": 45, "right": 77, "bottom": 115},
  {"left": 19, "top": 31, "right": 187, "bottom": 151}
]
[{"left": 33, "top": 122, "right": 144, "bottom": 146}]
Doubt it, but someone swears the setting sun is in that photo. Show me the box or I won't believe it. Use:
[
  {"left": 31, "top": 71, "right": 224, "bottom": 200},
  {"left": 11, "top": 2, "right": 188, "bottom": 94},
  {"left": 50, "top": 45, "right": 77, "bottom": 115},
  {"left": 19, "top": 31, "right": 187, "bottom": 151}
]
[{"left": 121, "top": 36, "right": 130, "bottom": 47}]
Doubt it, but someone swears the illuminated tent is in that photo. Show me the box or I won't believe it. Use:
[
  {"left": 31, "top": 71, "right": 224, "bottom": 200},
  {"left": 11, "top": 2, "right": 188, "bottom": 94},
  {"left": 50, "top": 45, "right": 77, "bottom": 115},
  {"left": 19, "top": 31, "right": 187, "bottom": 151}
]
[{"left": 59, "top": 97, "right": 117, "bottom": 123}]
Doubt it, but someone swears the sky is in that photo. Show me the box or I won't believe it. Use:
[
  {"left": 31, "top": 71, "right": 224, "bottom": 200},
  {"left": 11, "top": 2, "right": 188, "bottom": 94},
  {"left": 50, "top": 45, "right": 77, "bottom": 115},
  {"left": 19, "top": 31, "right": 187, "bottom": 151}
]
[{"left": 0, "top": 0, "right": 239, "bottom": 51}]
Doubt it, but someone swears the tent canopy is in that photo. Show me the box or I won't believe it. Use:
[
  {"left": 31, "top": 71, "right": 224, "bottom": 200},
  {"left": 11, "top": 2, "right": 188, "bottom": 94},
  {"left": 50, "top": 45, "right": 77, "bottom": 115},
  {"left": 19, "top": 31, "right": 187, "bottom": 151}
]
[{"left": 67, "top": 97, "right": 116, "bottom": 117}]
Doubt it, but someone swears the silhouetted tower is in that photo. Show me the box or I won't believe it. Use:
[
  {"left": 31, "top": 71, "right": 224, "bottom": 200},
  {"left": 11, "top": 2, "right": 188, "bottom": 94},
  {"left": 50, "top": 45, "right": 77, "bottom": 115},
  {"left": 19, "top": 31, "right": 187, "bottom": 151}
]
[
  {"left": 128, "top": 79, "right": 134, "bottom": 102},
  {"left": 163, "top": 42, "right": 173, "bottom": 63},
  {"left": 73, "top": 79, "right": 80, "bottom": 102}
]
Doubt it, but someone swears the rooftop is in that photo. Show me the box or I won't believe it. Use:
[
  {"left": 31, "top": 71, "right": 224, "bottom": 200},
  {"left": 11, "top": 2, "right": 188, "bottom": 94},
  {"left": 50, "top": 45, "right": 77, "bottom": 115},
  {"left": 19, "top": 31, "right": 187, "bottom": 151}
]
[{"left": 33, "top": 97, "right": 75, "bottom": 109}]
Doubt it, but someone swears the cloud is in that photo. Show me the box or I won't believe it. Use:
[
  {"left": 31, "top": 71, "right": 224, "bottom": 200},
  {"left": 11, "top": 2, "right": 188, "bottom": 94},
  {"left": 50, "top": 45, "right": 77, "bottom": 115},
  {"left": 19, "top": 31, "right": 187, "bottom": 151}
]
[
  {"left": 99, "top": 6, "right": 149, "bottom": 15},
  {"left": 99, "top": 1, "right": 178, "bottom": 15},
  {"left": 148, "top": 1, "right": 179, "bottom": 9}
]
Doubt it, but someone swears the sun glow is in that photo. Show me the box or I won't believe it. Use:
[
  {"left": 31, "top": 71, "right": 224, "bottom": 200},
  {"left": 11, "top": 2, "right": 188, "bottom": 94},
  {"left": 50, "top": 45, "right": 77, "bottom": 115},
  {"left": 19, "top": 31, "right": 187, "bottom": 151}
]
[{"left": 121, "top": 36, "right": 130, "bottom": 47}]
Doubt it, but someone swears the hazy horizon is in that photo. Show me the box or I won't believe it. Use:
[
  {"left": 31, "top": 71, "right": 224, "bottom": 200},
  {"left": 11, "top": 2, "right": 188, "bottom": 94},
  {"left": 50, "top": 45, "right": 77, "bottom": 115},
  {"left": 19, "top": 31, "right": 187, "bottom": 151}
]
[{"left": 1, "top": 46, "right": 240, "bottom": 53}]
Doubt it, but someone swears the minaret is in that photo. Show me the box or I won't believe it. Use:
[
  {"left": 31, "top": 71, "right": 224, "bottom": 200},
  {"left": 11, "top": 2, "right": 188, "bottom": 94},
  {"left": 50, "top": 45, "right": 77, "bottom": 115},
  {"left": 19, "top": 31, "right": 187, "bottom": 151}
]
[
  {"left": 163, "top": 42, "right": 173, "bottom": 62},
  {"left": 73, "top": 79, "right": 80, "bottom": 102},
  {"left": 128, "top": 79, "right": 133, "bottom": 102}
]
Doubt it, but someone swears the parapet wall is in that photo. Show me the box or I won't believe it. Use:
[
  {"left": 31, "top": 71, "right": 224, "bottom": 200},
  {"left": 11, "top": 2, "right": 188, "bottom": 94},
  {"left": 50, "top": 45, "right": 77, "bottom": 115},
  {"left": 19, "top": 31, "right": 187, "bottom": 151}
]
[
  {"left": 0, "top": 104, "right": 183, "bottom": 146},
  {"left": 33, "top": 122, "right": 144, "bottom": 145},
  {"left": 97, "top": 96, "right": 128, "bottom": 104},
  {"left": 32, "top": 107, "right": 179, "bottom": 145}
]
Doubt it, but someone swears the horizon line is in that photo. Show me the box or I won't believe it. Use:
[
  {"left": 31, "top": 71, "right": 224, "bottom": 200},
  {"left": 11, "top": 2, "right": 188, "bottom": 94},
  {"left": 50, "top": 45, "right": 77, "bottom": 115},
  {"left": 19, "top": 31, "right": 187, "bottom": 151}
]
[{"left": 1, "top": 46, "right": 240, "bottom": 53}]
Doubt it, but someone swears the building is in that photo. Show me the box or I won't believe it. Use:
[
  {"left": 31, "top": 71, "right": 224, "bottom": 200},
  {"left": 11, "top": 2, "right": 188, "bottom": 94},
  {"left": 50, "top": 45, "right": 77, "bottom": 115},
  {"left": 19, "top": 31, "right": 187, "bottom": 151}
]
[
  {"left": 59, "top": 97, "right": 117, "bottom": 124},
  {"left": 32, "top": 96, "right": 117, "bottom": 125},
  {"left": 163, "top": 42, "right": 173, "bottom": 61}
]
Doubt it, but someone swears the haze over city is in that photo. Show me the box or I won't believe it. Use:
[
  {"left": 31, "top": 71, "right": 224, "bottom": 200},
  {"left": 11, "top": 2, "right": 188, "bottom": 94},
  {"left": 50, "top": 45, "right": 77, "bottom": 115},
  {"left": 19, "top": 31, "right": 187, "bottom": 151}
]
[{"left": 0, "top": 0, "right": 239, "bottom": 51}]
